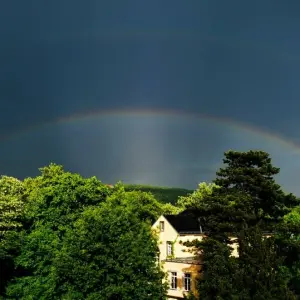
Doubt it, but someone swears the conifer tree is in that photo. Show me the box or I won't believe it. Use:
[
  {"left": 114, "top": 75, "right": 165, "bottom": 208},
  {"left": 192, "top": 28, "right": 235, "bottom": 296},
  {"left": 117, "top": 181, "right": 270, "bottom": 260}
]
[
  {"left": 214, "top": 150, "right": 296, "bottom": 226},
  {"left": 184, "top": 150, "right": 297, "bottom": 299}
]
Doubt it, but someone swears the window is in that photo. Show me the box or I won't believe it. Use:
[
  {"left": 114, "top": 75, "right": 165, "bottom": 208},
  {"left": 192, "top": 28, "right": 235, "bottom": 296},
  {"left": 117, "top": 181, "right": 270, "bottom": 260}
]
[
  {"left": 170, "top": 272, "right": 177, "bottom": 289},
  {"left": 167, "top": 241, "right": 173, "bottom": 256},
  {"left": 159, "top": 221, "right": 164, "bottom": 232},
  {"left": 183, "top": 273, "right": 191, "bottom": 291}
]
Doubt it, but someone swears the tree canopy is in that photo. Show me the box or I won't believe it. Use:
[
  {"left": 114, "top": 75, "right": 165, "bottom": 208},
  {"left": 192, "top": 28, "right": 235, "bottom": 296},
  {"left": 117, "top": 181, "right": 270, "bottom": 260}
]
[
  {"left": 214, "top": 150, "right": 297, "bottom": 225},
  {"left": 1, "top": 150, "right": 300, "bottom": 299},
  {"left": 0, "top": 176, "right": 24, "bottom": 237},
  {"left": 0, "top": 176, "right": 25, "bottom": 295},
  {"left": 184, "top": 150, "right": 299, "bottom": 299},
  {"left": 3, "top": 164, "right": 167, "bottom": 299},
  {"left": 176, "top": 182, "right": 219, "bottom": 212}
]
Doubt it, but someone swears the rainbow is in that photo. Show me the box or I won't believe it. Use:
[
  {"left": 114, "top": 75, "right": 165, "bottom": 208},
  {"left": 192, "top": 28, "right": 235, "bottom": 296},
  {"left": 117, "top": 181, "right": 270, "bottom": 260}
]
[{"left": 1, "top": 107, "right": 300, "bottom": 154}]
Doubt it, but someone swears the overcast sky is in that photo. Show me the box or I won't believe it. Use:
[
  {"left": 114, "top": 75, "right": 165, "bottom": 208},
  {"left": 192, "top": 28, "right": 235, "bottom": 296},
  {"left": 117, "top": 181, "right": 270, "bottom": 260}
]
[{"left": 1, "top": 1, "right": 300, "bottom": 193}]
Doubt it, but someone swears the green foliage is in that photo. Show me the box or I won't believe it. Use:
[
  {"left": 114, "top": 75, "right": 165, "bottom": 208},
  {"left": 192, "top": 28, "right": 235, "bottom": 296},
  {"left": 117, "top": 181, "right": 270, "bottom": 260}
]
[
  {"left": 124, "top": 184, "right": 192, "bottom": 204},
  {"left": 23, "top": 163, "right": 112, "bottom": 224},
  {"left": 196, "top": 238, "right": 239, "bottom": 300},
  {"left": 183, "top": 150, "right": 298, "bottom": 299},
  {"left": 109, "top": 185, "right": 163, "bottom": 223},
  {"left": 54, "top": 202, "right": 166, "bottom": 299},
  {"left": 0, "top": 176, "right": 24, "bottom": 237},
  {"left": 160, "top": 202, "right": 180, "bottom": 215},
  {"left": 213, "top": 150, "right": 299, "bottom": 298},
  {"left": 7, "top": 203, "right": 167, "bottom": 299},
  {"left": 176, "top": 182, "right": 219, "bottom": 211},
  {"left": 1, "top": 151, "right": 300, "bottom": 299},
  {"left": 236, "top": 227, "right": 296, "bottom": 300},
  {"left": 196, "top": 192, "right": 253, "bottom": 241},
  {"left": 5, "top": 164, "right": 167, "bottom": 299},
  {"left": 275, "top": 206, "right": 300, "bottom": 295},
  {"left": 214, "top": 150, "right": 296, "bottom": 225},
  {"left": 0, "top": 176, "right": 25, "bottom": 295},
  {"left": 284, "top": 206, "right": 300, "bottom": 227},
  {"left": 5, "top": 164, "right": 114, "bottom": 299},
  {"left": 124, "top": 183, "right": 182, "bottom": 216}
]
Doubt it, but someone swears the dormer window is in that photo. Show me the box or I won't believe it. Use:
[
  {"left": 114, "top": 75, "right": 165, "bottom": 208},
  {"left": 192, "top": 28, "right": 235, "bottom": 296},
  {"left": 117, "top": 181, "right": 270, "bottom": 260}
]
[{"left": 159, "top": 221, "right": 164, "bottom": 232}]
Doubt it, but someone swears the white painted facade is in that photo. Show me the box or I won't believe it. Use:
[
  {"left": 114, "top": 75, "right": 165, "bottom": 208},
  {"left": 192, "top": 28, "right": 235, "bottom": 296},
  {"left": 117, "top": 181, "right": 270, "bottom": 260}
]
[{"left": 152, "top": 215, "right": 240, "bottom": 299}]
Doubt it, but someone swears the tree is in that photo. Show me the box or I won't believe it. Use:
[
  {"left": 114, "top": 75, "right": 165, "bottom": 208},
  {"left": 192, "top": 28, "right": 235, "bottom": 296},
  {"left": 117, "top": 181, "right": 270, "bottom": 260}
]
[
  {"left": 0, "top": 176, "right": 25, "bottom": 296},
  {"left": 185, "top": 238, "right": 239, "bottom": 300},
  {"left": 160, "top": 202, "right": 180, "bottom": 215},
  {"left": 214, "top": 150, "right": 296, "bottom": 226},
  {"left": 236, "top": 226, "right": 295, "bottom": 300},
  {"left": 112, "top": 182, "right": 180, "bottom": 218},
  {"left": 176, "top": 182, "right": 219, "bottom": 212},
  {"left": 183, "top": 150, "right": 297, "bottom": 299},
  {"left": 22, "top": 163, "right": 113, "bottom": 224},
  {"left": 6, "top": 167, "right": 167, "bottom": 299},
  {"left": 5, "top": 164, "right": 113, "bottom": 299},
  {"left": 112, "top": 184, "right": 163, "bottom": 222},
  {"left": 0, "top": 176, "right": 24, "bottom": 237},
  {"left": 53, "top": 198, "right": 167, "bottom": 299},
  {"left": 275, "top": 206, "right": 300, "bottom": 296}
]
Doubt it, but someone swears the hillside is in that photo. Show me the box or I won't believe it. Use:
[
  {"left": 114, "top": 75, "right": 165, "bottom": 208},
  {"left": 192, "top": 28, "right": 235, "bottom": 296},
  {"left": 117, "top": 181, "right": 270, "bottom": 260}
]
[{"left": 124, "top": 184, "right": 193, "bottom": 204}]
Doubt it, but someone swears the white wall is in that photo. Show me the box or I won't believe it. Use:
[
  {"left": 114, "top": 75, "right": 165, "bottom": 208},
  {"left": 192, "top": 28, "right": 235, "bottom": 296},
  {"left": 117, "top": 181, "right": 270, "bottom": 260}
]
[
  {"left": 164, "top": 261, "right": 201, "bottom": 299},
  {"left": 153, "top": 216, "right": 178, "bottom": 260},
  {"left": 153, "top": 216, "right": 205, "bottom": 260},
  {"left": 152, "top": 215, "right": 241, "bottom": 299},
  {"left": 152, "top": 216, "right": 240, "bottom": 260}
]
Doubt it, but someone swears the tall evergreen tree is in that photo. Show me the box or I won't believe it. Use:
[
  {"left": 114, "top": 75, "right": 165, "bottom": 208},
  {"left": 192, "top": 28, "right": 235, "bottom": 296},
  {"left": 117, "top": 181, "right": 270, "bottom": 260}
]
[
  {"left": 214, "top": 150, "right": 296, "bottom": 226},
  {"left": 236, "top": 226, "right": 295, "bottom": 300},
  {"left": 184, "top": 150, "right": 297, "bottom": 299},
  {"left": 185, "top": 238, "right": 239, "bottom": 300}
]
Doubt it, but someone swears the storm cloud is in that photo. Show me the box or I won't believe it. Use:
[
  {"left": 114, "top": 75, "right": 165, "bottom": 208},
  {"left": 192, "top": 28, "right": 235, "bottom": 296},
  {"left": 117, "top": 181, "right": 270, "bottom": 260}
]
[{"left": 1, "top": 1, "right": 300, "bottom": 194}]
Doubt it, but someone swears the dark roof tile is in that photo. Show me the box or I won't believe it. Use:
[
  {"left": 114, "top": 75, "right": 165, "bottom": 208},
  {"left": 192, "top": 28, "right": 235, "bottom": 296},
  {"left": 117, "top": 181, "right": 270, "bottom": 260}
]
[{"left": 165, "top": 210, "right": 204, "bottom": 233}]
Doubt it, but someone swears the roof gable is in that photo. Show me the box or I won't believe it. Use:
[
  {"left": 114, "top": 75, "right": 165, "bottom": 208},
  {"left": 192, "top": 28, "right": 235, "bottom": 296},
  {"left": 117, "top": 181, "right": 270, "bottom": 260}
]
[{"left": 152, "top": 215, "right": 179, "bottom": 234}]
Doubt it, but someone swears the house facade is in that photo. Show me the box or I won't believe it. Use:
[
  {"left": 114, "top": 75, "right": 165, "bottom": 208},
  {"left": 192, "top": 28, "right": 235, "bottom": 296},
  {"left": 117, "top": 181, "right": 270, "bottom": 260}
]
[
  {"left": 152, "top": 211, "right": 204, "bottom": 299},
  {"left": 152, "top": 210, "right": 239, "bottom": 299}
]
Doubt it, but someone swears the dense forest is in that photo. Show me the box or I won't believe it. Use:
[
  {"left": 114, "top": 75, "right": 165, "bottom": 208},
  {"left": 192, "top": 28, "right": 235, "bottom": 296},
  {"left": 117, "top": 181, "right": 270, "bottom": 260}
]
[
  {"left": 124, "top": 184, "right": 192, "bottom": 205},
  {"left": 0, "top": 150, "right": 300, "bottom": 299}
]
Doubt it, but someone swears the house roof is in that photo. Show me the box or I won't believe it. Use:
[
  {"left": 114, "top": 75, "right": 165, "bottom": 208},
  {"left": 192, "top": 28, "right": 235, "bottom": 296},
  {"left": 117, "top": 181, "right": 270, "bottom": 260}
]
[{"left": 164, "top": 209, "right": 204, "bottom": 234}]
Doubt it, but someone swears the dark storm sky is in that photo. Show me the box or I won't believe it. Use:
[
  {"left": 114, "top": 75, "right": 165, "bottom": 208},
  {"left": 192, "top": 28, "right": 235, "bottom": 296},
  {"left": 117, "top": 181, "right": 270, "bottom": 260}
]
[{"left": 1, "top": 1, "right": 300, "bottom": 193}]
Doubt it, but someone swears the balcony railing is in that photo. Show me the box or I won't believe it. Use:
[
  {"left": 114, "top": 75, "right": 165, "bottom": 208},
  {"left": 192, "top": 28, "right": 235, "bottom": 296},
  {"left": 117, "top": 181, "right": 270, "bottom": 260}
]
[{"left": 162, "top": 256, "right": 203, "bottom": 265}]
